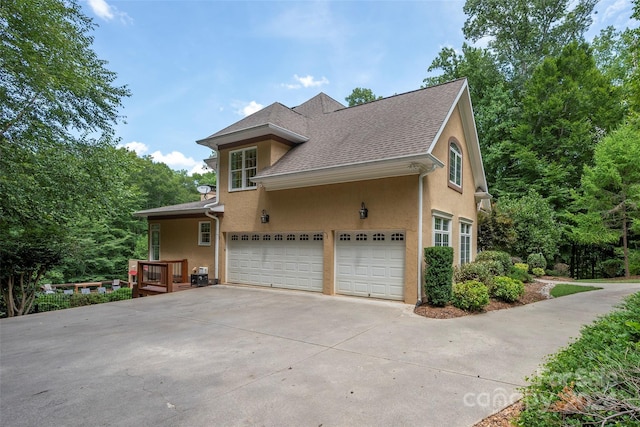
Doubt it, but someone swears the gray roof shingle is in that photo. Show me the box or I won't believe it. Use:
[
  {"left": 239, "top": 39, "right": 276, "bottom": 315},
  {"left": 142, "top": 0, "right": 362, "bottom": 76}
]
[{"left": 256, "top": 79, "right": 465, "bottom": 177}]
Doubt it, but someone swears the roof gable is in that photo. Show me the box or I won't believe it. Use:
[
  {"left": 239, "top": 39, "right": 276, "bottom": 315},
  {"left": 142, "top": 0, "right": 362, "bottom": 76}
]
[{"left": 292, "top": 93, "right": 345, "bottom": 117}]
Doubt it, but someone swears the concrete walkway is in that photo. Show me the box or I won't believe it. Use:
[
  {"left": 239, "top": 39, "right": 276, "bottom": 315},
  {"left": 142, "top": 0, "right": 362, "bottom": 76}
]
[{"left": 1, "top": 281, "right": 639, "bottom": 427}]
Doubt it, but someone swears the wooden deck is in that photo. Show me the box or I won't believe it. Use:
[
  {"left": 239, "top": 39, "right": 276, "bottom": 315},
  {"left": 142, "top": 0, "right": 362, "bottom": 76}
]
[{"left": 134, "top": 282, "right": 194, "bottom": 297}]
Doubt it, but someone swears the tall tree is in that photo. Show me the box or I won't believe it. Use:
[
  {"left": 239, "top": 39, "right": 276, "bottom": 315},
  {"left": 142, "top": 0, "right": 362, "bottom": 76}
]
[
  {"left": 572, "top": 124, "right": 640, "bottom": 277},
  {"left": 495, "top": 42, "right": 624, "bottom": 208},
  {"left": 345, "top": 87, "right": 382, "bottom": 106},
  {"left": 0, "top": 0, "right": 129, "bottom": 316},
  {"left": 462, "top": 0, "right": 597, "bottom": 87}
]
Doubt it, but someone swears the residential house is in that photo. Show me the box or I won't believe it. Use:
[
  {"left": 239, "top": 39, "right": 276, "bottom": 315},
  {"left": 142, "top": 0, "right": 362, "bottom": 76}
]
[{"left": 134, "top": 78, "right": 491, "bottom": 303}]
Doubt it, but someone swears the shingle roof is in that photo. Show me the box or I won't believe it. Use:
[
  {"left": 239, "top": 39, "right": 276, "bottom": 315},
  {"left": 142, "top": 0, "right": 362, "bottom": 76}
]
[
  {"left": 202, "top": 102, "right": 309, "bottom": 141},
  {"left": 133, "top": 198, "right": 218, "bottom": 217},
  {"left": 292, "top": 93, "right": 345, "bottom": 117},
  {"left": 256, "top": 79, "right": 466, "bottom": 177}
]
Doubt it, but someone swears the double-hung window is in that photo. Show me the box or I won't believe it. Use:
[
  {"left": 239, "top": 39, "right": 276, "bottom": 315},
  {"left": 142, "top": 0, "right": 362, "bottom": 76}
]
[
  {"left": 229, "top": 147, "right": 257, "bottom": 191},
  {"left": 449, "top": 141, "right": 462, "bottom": 189},
  {"left": 433, "top": 216, "right": 451, "bottom": 247},
  {"left": 460, "top": 222, "right": 472, "bottom": 264},
  {"left": 199, "top": 221, "right": 211, "bottom": 246}
]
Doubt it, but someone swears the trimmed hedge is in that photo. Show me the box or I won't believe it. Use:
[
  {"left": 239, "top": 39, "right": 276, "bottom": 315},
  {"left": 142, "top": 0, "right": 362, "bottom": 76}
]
[
  {"left": 452, "top": 280, "right": 489, "bottom": 311},
  {"left": 491, "top": 276, "right": 524, "bottom": 302},
  {"left": 424, "top": 246, "right": 454, "bottom": 306}
]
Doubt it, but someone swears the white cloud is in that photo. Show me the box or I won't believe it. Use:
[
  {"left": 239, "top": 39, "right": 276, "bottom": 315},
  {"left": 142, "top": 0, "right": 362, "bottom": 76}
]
[
  {"left": 238, "top": 101, "right": 264, "bottom": 117},
  {"left": 121, "top": 141, "right": 148, "bottom": 155},
  {"left": 600, "top": 0, "right": 628, "bottom": 22},
  {"left": 119, "top": 142, "right": 206, "bottom": 176},
  {"left": 282, "top": 74, "right": 330, "bottom": 89},
  {"left": 87, "top": 0, "right": 132, "bottom": 23}
]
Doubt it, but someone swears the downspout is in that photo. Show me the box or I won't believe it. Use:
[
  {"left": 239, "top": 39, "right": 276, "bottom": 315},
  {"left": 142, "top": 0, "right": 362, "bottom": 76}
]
[
  {"left": 203, "top": 150, "right": 220, "bottom": 284},
  {"left": 204, "top": 210, "right": 219, "bottom": 284},
  {"left": 414, "top": 163, "right": 437, "bottom": 305},
  {"left": 417, "top": 171, "right": 428, "bottom": 305}
]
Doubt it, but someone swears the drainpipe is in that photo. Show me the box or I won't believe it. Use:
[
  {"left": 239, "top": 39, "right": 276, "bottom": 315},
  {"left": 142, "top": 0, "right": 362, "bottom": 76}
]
[
  {"left": 204, "top": 210, "right": 219, "bottom": 284},
  {"left": 415, "top": 163, "right": 437, "bottom": 305}
]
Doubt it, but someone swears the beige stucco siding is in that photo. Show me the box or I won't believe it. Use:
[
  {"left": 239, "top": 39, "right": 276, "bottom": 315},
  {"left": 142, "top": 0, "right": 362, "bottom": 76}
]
[
  {"left": 149, "top": 217, "right": 216, "bottom": 276},
  {"left": 217, "top": 160, "right": 420, "bottom": 301},
  {"left": 423, "top": 105, "right": 479, "bottom": 265}
]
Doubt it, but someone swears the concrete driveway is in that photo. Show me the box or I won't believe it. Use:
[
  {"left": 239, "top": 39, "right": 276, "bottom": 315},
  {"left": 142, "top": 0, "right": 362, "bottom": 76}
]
[{"left": 2, "top": 281, "right": 639, "bottom": 427}]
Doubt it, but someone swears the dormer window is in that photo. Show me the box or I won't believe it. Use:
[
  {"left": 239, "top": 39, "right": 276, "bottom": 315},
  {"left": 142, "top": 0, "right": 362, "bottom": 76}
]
[
  {"left": 449, "top": 140, "right": 462, "bottom": 190},
  {"left": 230, "top": 147, "right": 257, "bottom": 191}
]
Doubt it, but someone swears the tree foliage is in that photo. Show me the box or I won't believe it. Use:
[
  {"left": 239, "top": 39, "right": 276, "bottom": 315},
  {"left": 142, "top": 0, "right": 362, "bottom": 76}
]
[
  {"left": 498, "top": 191, "right": 561, "bottom": 261},
  {"left": 345, "top": 87, "right": 382, "bottom": 106},
  {"left": 0, "top": 0, "right": 131, "bottom": 316},
  {"left": 572, "top": 124, "right": 640, "bottom": 277},
  {"left": 462, "top": 0, "right": 597, "bottom": 86}
]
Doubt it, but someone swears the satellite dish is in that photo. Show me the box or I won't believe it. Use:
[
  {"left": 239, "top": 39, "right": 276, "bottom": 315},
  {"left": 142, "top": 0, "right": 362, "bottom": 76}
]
[{"left": 197, "top": 185, "right": 212, "bottom": 195}]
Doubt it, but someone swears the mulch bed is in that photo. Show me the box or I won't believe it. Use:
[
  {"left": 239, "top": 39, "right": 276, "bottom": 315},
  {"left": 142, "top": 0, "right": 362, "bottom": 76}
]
[
  {"left": 414, "top": 281, "right": 549, "bottom": 319},
  {"left": 473, "top": 401, "right": 524, "bottom": 427}
]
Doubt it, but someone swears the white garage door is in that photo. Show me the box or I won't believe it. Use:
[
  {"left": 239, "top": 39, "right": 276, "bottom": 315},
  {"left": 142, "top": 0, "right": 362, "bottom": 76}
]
[
  {"left": 227, "top": 232, "right": 324, "bottom": 292},
  {"left": 336, "top": 231, "right": 406, "bottom": 300}
]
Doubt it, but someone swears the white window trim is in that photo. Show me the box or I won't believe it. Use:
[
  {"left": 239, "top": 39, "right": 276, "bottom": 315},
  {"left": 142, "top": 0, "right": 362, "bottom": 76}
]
[
  {"left": 150, "top": 224, "right": 160, "bottom": 261},
  {"left": 432, "top": 215, "right": 452, "bottom": 247},
  {"left": 449, "top": 142, "right": 462, "bottom": 188},
  {"left": 229, "top": 147, "right": 258, "bottom": 192},
  {"left": 459, "top": 220, "right": 473, "bottom": 265},
  {"left": 198, "top": 221, "right": 212, "bottom": 246}
]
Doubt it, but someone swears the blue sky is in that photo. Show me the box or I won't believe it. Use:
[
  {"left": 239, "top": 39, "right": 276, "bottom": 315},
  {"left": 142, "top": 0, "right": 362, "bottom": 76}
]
[{"left": 82, "top": 0, "right": 638, "bottom": 175}]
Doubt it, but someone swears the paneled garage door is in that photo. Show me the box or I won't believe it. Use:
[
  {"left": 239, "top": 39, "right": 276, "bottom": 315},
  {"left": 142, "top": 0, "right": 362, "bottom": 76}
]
[
  {"left": 336, "top": 231, "right": 406, "bottom": 300},
  {"left": 227, "top": 232, "right": 324, "bottom": 292}
]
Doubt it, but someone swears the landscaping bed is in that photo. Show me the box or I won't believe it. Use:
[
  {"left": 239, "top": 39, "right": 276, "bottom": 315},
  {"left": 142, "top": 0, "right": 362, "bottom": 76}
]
[{"left": 414, "top": 281, "right": 549, "bottom": 319}]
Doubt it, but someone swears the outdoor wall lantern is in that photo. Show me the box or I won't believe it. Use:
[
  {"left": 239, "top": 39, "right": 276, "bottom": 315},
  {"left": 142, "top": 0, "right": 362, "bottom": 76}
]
[
  {"left": 261, "top": 209, "right": 270, "bottom": 223},
  {"left": 359, "top": 202, "right": 368, "bottom": 219}
]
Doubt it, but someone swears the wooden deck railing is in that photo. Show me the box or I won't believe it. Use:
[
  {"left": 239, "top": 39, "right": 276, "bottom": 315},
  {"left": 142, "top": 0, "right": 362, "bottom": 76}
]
[{"left": 134, "top": 259, "right": 188, "bottom": 297}]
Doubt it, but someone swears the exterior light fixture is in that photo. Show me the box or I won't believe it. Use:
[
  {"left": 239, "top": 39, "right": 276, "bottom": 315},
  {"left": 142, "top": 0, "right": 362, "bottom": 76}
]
[
  {"left": 359, "top": 202, "right": 368, "bottom": 219},
  {"left": 261, "top": 209, "right": 270, "bottom": 223}
]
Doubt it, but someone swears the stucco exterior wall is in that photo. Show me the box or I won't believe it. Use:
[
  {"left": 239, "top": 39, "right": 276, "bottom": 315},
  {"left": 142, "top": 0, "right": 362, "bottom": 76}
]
[
  {"left": 148, "top": 217, "right": 216, "bottom": 277},
  {"left": 423, "top": 105, "right": 479, "bottom": 265}
]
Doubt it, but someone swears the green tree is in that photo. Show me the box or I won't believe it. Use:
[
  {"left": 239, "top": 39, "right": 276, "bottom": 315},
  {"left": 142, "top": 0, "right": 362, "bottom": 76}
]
[
  {"left": 462, "top": 0, "right": 597, "bottom": 86},
  {"left": 498, "top": 190, "right": 561, "bottom": 261},
  {"left": 0, "top": 0, "right": 129, "bottom": 316},
  {"left": 572, "top": 124, "right": 640, "bottom": 277},
  {"left": 345, "top": 87, "right": 382, "bottom": 107},
  {"left": 496, "top": 42, "right": 624, "bottom": 209}
]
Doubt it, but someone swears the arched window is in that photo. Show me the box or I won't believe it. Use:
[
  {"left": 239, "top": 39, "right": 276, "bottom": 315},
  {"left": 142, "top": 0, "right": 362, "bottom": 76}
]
[{"left": 449, "top": 141, "right": 462, "bottom": 189}]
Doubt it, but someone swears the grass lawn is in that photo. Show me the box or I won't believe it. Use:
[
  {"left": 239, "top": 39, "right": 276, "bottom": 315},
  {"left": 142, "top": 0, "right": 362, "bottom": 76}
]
[
  {"left": 551, "top": 283, "right": 602, "bottom": 298},
  {"left": 576, "top": 278, "right": 640, "bottom": 283}
]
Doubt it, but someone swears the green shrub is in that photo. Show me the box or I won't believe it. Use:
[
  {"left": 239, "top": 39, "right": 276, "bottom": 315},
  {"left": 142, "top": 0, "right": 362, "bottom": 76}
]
[
  {"left": 491, "top": 276, "right": 525, "bottom": 302},
  {"left": 526, "top": 253, "right": 547, "bottom": 271},
  {"left": 513, "top": 263, "right": 529, "bottom": 273},
  {"left": 479, "top": 260, "right": 505, "bottom": 277},
  {"left": 108, "top": 287, "right": 132, "bottom": 301},
  {"left": 424, "top": 246, "right": 454, "bottom": 307},
  {"left": 518, "top": 292, "right": 640, "bottom": 426},
  {"left": 553, "top": 263, "right": 570, "bottom": 276},
  {"left": 476, "top": 250, "right": 512, "bottom": 274},
  {"left": 88, "top": 293, "right": 108, "bottom": 304},
  {"left": 70, "top": 294, "right": 91, "bottom": 307},
  {"left": 452, "top": 280, "right": 489, "bottom": 311},
  {"left": 531, "top": 267, "right": 545, "bottom": 277},
  {"left": 454, "top": 262, "right": 492, "bottom": 285},
  {"left": 509, "top": 267, "right": 532, "bottom": 283},
  {"left": 35, "top": 294, "right": 70, "bottom": 312},
  {"left": 599, "top": 258, "right": 623, "bottom": 278}
]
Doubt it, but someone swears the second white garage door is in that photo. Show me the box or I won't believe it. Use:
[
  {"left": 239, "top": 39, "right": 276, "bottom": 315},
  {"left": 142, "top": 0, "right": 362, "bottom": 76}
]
[
  {"left": 227, "top": 232, "right": 324, "bottom": 292},
  {"left": 335, "top": 231, "right": 406, "bottom": 300}
]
